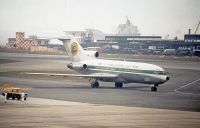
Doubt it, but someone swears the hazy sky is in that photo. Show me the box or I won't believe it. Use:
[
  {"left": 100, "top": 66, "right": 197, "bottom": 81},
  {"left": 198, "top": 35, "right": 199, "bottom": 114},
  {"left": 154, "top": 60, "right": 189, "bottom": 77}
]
[{"left": 0, "top": 0, "right": 200, "bottom": 44}]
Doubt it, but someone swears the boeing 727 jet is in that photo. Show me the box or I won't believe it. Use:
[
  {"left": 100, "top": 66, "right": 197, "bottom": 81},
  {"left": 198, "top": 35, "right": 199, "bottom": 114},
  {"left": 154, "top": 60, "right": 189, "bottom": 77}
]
[{"left": 27, "top": 35, "right": 169, "bottom": 91}]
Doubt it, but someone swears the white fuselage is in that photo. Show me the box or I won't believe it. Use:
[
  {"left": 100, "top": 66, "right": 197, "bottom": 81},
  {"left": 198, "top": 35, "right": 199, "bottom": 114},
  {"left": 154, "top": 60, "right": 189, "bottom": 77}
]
[
  {"left": 70, "top": 58, "right": 169, "bottom": 85},
  {"left": 59, "top": 35, "right": 169, "bottom": 87}
]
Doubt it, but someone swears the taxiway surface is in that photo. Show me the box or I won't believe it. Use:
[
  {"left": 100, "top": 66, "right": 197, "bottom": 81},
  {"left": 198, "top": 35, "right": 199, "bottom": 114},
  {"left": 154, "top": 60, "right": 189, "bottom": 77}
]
[{"left": 0, "top": 52, "right": 200, "bottom": 111}]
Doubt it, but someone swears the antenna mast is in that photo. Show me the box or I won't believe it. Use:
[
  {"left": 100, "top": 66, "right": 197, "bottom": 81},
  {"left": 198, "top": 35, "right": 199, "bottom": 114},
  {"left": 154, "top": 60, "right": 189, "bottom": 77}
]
[{"left": 195, "top": 21, "right": 200, "bottom": 34}]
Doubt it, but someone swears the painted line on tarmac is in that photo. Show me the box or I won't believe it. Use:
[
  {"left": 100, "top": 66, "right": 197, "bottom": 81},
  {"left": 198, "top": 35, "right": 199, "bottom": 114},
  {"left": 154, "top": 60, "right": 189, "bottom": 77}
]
[{"left": 174, "top": 78, "right": 200, "bottom": 95}]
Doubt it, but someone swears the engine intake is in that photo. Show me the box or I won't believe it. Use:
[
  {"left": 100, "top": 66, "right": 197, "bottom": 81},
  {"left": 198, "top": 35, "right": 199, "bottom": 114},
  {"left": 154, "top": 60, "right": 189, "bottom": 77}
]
[
  {"left": 67, "top": 63, "right": 73, "bottom": 69},
  {"left": 95, "top": 52, "right": 99, "bottom": 58}
]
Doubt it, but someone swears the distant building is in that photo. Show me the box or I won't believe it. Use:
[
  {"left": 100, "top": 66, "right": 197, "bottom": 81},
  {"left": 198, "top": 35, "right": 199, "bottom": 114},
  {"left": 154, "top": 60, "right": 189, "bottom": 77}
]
[
  {"left": 94, "top": 33, "right": 200, "bottom": 53},
  {"left": 29, "top": 35, "right": 50, "bottom": 46},
  {"left": 7, "top": 32, "right": 35, "bottom": 50},
  {"left": 184, "top": 34, "right": 200, "bottom": 43},
  {"left": 105, "top": 35, "right": 161, "bottom": 49},
  {"left": 64, "top": 29, "right": 105, "bottom": 44},
  {"left": 17, "top": 32, "right": 35, "bottom": 49},
  {"left": 8, "top": 38, "right": 16, "bottom": 44},
  {"left": 64, "top": 31, "right": 85, "bottom": 44},
  {"left": 184, "top": 34, "right": 200, "bottom": 50},
  {"left": 7, "top": 32, "right": 50, "bottom": 50}
]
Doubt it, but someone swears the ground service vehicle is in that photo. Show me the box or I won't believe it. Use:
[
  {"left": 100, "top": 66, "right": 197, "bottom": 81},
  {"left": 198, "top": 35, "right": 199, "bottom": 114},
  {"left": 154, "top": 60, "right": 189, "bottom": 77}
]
[{"left": 2, "top": 87, "right": 28, "bottom": 100}]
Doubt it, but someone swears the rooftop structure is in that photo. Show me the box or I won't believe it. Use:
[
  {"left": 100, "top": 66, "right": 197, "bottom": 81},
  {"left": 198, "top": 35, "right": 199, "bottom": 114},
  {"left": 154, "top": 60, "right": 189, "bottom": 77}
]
[
  {"left": 116, "top": 16, "right": 140, "bottom": 36},
  {"left": 64, "top": 29, "right": 105, "bottom": 44}
]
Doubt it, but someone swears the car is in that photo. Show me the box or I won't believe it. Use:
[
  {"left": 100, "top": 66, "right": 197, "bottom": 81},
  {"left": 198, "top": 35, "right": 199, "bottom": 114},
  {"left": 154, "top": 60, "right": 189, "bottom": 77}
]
[
  {"left": 176, "top": 49, "right": 193, "bottom": 56},
  {"left": 163, "top": 49, "right": 176, "bottom": 56}
]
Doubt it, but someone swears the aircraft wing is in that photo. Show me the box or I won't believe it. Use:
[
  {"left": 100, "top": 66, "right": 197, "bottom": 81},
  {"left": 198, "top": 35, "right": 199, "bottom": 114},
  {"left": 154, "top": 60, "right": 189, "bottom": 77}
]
[{"left": 23, "top": 72, "right": 118, "bottom": 79}]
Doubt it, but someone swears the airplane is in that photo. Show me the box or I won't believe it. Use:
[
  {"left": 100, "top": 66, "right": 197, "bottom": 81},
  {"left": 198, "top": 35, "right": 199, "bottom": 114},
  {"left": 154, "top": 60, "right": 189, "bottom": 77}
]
[{"left": 26, "top": 35, "right": 169, "bottom": 91}]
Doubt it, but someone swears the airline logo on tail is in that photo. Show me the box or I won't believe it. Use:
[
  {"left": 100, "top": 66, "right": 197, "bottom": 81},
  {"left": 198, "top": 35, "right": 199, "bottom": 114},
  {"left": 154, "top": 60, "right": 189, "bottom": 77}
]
[{"left": 71, "top": 42, "right": 78, "bottom": 56}]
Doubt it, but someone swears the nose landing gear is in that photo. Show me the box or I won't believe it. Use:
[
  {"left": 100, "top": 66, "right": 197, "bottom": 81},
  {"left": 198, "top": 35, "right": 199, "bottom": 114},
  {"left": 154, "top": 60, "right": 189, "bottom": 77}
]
[{"left": 151, "top": 84, "right": 158, "bottom": 92}]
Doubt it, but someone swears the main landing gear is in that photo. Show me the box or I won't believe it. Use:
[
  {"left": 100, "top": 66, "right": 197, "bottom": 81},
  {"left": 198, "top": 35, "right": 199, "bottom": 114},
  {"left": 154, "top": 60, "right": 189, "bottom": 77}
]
[
  {"left": 90, "top": 80, "right": 124, "bottom": 89},
  {"left": 115, "top": 82, "right": 123, "bottom": 88},
  {"left": 90, "top": 80, "right": 99, "bottom": 88},
  {"left": 151, "top": 84, "right": 158, "bottom": 92}
]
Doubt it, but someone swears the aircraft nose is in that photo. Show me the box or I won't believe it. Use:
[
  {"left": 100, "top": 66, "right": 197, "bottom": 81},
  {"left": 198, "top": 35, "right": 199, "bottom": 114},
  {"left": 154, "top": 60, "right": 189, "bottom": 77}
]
[{"left": 166, "top": 76, "right": 169, "bottom": 81}]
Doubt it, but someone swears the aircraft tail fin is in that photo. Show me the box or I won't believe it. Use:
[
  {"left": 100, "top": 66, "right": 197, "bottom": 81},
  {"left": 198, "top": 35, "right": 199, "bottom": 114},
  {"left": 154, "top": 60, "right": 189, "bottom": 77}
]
[{"left": 58, "top": 35, "right": 84, "bottom": 62}]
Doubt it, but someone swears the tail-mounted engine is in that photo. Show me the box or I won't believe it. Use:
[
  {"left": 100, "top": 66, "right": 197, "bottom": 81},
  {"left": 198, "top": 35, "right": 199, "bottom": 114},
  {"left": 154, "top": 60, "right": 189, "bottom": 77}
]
[
  {"left": 84, "top": 51, "right": 99, "bottom": 58},
  {"left": 67, "top": 63, "right": 87, "bottom": 70}
]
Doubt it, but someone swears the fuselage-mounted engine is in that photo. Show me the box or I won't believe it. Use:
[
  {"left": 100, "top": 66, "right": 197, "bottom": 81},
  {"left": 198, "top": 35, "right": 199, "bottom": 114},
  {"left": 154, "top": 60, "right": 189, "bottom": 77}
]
[
  {"left": 84, "top": 51, "right": 99, "bottom": 59},
  {"left": 67, "top": 63, "right": 87, "bottom": 70}
]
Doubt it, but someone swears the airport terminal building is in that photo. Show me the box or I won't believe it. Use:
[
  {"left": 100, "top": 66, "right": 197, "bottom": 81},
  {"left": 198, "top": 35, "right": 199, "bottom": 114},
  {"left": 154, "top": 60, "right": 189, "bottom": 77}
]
[{"left": 104, "top": 34, "right": 200, "bottom": 51}]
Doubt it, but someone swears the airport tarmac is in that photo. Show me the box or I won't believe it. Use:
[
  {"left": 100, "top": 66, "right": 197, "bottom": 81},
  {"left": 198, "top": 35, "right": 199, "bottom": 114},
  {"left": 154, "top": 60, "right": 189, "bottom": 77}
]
[
  {"left": 0, "top": 52, "right": 200, "bottom": 127},
  {"left": 0, "top": 97, "right": 200, "bottom": 128}
]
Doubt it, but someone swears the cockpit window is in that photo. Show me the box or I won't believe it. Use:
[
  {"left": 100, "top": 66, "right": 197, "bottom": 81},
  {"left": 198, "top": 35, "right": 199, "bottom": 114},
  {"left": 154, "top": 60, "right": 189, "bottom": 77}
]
[{"left": 154, "top": 71, "right": 167, "bottom": 75}]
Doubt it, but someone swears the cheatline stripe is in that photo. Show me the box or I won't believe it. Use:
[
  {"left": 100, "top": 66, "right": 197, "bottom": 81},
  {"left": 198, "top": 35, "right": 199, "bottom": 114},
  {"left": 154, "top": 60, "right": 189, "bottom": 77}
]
[
  {"left": 87, "top": 65, "right": 166, "bottom": 75},
  {"left": 88, "top": 68, "right": 163, "bottom": 79}
]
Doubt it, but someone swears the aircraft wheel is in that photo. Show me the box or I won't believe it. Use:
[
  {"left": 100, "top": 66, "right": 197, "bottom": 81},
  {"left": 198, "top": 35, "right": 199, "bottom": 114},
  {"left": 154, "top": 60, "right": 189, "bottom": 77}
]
[
  {"left": 91, "top": 81, "right": 99, "bottom": 88},
  {"left": 119, "top": 83, "right": 123, "bottom": 88},
  {"left": 115, "top": 83, "right": 118, "bottom": 88},
  {"left": 151, "top": 86, "right": 157, "bottom": 92},
  {"left": 95, "top": 82, "right": 99, "bottom": 88},
  {"left": 115, "top": 82, "right": 123, "bottom": 88},
  {"left": 91, "top": 83, "right": 95, "bottom": 88}
]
